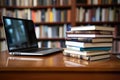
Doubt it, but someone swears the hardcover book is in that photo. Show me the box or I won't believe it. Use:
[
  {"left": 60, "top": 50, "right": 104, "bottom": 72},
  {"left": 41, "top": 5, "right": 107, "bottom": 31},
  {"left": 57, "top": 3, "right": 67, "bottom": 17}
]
[
  {"left": 66, "top": 38, "right": 113, "bottom": 43},
  {"left": 65, "top": 41, "right": 112, "bottom": 48},
  {"left": 71, "top": 25, "right": 114, "bottom": 31},
  {"left": 66, "top": 33, "right": 113, "bottom": 38},
  {"left": 66, "top": 45, "right": 112, "bottom": 51},
  {"left": 66, "top": 30, "right": 113, "bottom": 35}
]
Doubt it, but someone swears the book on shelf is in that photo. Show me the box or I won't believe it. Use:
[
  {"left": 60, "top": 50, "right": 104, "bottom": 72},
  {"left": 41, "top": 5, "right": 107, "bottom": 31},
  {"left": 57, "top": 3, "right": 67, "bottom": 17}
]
[
  {"left": 35, "top": 26, "right": 40, "bottom": 38},
  {"left": 63, "top": 48, "right": 111, "bottom": 56},
  {"left": 0, "top": 41, "right": 7, "bottom": 51},
  {"left": 66, "top": 45, "right": 112, "bottom": 51},
  {"left": 40, "top": 41, "right": 65, "bottom": 48},
  {"left": 71, "top": 25, "right": 115, "bottom": 31},
  {"left": 66, "top": 38, "right": 113, "bottom": 43},
  {"left": 63, "top": 49, "right": 110, "bottom": 61},
  {"left": 65, "top": 41, "right": 112, "bottom": 48},
  {"left": 0, "top": 27, "right": 5, "bottom": 39}
]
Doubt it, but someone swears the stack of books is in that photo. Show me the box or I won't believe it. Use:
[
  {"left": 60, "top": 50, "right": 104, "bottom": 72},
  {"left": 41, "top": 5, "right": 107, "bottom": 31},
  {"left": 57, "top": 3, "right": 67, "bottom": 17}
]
[{"left": 63, "top": 25, "right": 115, "bottom": 61}]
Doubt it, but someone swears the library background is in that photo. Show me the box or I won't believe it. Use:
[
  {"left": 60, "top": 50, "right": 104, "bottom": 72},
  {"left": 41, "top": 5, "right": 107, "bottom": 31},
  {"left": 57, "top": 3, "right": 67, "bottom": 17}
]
[{"left": 0, "top": 0, "right": 120, "bottom": 53}]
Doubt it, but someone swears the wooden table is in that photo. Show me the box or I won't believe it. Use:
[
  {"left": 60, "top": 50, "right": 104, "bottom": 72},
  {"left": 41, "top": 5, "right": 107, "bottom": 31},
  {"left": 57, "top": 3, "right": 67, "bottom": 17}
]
[{"left": 0, "top": 51, "right": 120, "bottom": 80}]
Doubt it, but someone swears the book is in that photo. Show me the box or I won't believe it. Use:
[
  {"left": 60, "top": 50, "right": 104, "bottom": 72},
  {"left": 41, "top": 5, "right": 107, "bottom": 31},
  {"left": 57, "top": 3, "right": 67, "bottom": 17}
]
[
  {"left": 71, "top": 25, "right": 115, "bottom": 31},
  {"left": 63, "top": 49, "right": 110, "bottom": 56},
  {"left": 66, "top": 33, "right": 113, "bottom": 38},
  {"left": 66, "top": 30, "right": 112, "bottom": 35},
  {"left": 66, "top": 45, "right": 112, "bottom": 51},
  {"left": 66, "top": 38, "right": 113, "bottom": 43},
  {"left": 63, "top": 50, "right": 110, "bottom": 61},
  {"left": 65, "top": 41, "right": 112, "bottom": 48}
]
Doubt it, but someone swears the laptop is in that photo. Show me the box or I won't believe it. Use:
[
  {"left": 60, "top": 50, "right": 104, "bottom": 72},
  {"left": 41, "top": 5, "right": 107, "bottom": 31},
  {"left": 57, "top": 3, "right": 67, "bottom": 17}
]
[{"left": 2, "top": 16, "right": 63, "bottom": 56}]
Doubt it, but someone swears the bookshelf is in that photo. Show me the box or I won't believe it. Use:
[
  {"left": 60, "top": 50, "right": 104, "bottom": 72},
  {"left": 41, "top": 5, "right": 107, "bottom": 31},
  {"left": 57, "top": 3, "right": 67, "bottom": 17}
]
[
  {"left": 0, "top": 0, "right": 120, "bottom": 49},
  {"left": 76, "top": 1, "right": 120, "bottom": 25}
]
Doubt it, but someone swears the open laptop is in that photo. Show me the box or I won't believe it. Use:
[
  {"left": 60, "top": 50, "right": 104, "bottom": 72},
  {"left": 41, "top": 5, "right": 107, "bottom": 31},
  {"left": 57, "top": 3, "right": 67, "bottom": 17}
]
[{"left": 2, "top": 16, "right": 63, "bottom": 56}]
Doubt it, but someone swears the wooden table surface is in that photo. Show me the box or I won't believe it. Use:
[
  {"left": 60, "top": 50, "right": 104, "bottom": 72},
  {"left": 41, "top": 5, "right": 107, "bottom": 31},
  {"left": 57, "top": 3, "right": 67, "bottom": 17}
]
[{"left": 0, "top": 51, "right": 120, "bottom": 80}]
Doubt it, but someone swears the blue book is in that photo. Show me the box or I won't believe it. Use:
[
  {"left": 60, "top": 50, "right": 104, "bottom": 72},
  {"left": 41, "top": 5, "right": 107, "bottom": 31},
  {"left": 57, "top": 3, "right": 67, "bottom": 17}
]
[{"left": 66, "top": 45, "right": 111, "bottom": 51}]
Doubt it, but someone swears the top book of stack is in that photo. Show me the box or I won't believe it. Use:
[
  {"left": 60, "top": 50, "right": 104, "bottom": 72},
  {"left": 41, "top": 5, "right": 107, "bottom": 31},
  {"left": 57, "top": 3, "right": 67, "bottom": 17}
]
[{"left": 71, "top": 25, "right": 115, "bottom": 31}]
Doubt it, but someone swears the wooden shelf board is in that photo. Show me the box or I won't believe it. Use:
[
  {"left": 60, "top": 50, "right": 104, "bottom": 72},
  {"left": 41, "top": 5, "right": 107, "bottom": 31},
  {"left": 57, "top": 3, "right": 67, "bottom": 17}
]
[
  {"left": 37, "top": 38, "right": 65, "bottom": 41},
  {"left": 76, "top": 4, "right": 120, "bottom": 8},
  {"left": 0, "top": 5, "right": 71, "bottom": 9},
  {"left": 35, "top": 22, "right": 71, "bottom": 25},
  {"left": 76, "top": 22, "right": 120, "bottom": 25}
]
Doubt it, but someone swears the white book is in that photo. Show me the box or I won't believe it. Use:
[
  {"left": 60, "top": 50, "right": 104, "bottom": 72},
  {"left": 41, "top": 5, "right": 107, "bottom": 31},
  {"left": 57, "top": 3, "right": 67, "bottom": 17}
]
[
  {"left": 27, "top": 9, "right": 31, "bottom": 20},
  {"left": 59, "top": 26, "right": 63, "bottom": 38},
  {"left": 38, "top": 42, "right": 42, "bottom": 48},
  {"left": 33, "top": 0, "right": 37, "bottom": 6},
  {"left": 101, "top": 8, "right": 106, "bottom": 22},
  {"left": 67, "top": 34, "right": 113, "bottom": 38},
  {"left": 71, "top": 25, "right": 115, "bottom": 31},
  {"left": 93, "top": 0, "right": 98, "bottom": 4},
  {"left": 65, "top": 41, "right": 112, "bottom": 48},
  {"left": 35, "top": 26, "right": 40, "bottom": 38},
  {"left": 24, "top": 0, "right": 28, "bottom": 6},
  {"left": 95, "top": 7, "right": 100, "bottom": 22},
  {"left": 47, "top": 41, "right": 52, "bottom": 48},
  {"left": 79, "top": 7, "right": 85, "bottom": 22}
]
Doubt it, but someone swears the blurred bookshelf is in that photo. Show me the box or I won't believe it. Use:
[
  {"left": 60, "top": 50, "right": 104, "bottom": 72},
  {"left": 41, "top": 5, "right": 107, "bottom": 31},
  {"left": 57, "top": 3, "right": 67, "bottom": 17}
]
[{"left": 0, "top": 0, "right": 120, "bottom": 49}]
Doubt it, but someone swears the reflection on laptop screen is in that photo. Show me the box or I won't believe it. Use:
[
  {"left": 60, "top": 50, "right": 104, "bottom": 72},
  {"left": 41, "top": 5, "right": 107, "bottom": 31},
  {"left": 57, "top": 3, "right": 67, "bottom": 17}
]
[{"left": 3, "top": 17, "right": 38, "bottom": 51}]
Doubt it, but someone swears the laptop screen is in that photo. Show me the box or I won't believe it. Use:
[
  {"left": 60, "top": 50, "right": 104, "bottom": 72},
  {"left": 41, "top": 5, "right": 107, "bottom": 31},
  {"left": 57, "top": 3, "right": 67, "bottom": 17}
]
[{"left": 2, "top": 16, "right": 38, "bottom": 51}]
